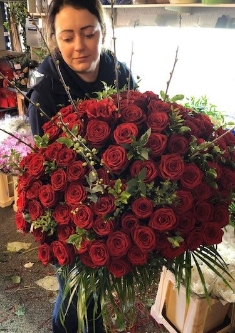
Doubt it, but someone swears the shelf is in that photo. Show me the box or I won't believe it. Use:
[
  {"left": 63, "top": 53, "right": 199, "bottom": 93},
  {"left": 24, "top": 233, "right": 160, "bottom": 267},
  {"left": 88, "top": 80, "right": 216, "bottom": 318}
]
[
  {"left": 0, "top": 107, "right": 17, "bottom": 113},
  {"left": 103, "top": 3, "right": 235, "bottom": 7}
]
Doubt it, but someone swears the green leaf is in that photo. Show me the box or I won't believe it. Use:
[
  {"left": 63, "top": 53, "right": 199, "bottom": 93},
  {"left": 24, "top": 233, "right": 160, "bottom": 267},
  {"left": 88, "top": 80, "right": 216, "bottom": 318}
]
[
  {"left": 34, "top": 134, "right": 50, "bottom": 148},
  {"left": 57, "top": 137, "right": 74, "bottom": 148},
  {"left": 138, "top": 167, "right": 147, "bottom": 182},
  {"left": 11, "top": 275, "right": 21, "bottom": 284},
  {"left": 15, "top": 305, "right": 26, "bottom": 317},
  {"left": 138, "top": 182, "right": 147, "bottom": 197},
  {"left": 170, "top": 94, "right": 184, "bottom": 102}
]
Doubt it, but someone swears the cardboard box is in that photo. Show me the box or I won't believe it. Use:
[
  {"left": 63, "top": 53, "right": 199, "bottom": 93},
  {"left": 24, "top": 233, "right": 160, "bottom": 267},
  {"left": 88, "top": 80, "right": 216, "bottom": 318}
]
[
  {"left": 0, "top": 172, "right": 14, "bottom": 208},
  {"left": 151, "top": 267, "right": 234, "bottom": 333}
]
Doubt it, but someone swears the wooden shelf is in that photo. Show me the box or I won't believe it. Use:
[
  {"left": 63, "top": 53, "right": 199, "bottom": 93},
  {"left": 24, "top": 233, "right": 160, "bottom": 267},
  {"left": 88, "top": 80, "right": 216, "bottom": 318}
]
[{"left": 103, "top": 3, "right": 235, "bottom": 7}]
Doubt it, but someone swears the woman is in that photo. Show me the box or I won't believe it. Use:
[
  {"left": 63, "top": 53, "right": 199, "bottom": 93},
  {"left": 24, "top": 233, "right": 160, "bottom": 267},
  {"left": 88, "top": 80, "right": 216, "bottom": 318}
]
[
  {"left": 27, "top": 0, "right": 135, "bottom": 136},
  {"left": 26, "top": 0, "right": 136, "bottom": 332}
]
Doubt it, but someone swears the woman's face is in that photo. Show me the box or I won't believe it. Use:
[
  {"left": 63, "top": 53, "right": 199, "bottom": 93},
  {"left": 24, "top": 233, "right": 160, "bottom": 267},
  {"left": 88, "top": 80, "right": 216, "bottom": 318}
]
[{"left": 54, "top": 6, "right": 103, "bottom": 82}]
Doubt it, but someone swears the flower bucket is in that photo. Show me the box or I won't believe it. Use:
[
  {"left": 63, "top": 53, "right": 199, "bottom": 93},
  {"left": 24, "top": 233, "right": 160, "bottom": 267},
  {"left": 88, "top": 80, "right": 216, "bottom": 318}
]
[
  {"left": 150, "top": 267, "right": 232, "bottom": 333},
  {"left": 0, "top": 172, "right": 14, "bottom": 208}
]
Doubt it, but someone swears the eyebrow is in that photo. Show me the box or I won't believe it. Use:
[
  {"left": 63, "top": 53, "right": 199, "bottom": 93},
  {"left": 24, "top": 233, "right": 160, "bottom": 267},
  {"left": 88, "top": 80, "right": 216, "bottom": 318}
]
[{"left": 59, "top": 25, "right": 96, "bottom": 34}]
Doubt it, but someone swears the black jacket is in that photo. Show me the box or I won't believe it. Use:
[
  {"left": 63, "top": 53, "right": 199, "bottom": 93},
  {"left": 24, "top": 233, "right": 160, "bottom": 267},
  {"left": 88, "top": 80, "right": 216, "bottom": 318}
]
[{"left": 27, "top": 51, "right": 135, "bottom": 136}]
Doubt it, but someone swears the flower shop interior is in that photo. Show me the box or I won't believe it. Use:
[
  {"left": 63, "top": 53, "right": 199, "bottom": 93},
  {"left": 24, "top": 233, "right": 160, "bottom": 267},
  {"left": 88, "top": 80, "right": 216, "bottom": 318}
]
[{"left": 0, "top": 0, "right": 235, "bottom": 333}]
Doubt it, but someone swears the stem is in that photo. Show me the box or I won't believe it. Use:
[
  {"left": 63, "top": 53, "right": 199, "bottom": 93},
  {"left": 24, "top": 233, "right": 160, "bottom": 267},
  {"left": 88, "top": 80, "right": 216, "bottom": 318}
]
[
  {"left": 0, "top": 128, "right": 35, "bottom": 151},
  {"left": 0, "top": 72, "right": 101, "bottom": 170},
  {"left": 22, "top": 246, "right": 38, "bottom": 254},
  {"left": 190, "top": 124, "right": 235, "bottom": 158},
  {"left": 110, "top": 0, "right": 120, "bottom": 112},
  {"left": 164, "top": 46, "right": 179, "bottom": 101}
]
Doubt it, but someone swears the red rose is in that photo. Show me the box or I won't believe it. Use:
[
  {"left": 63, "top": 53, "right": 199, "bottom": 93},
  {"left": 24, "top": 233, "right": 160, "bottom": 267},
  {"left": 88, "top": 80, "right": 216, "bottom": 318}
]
[
  {"left": 62, "top": 113, "right": 83, "bottom": 133},
  {"left": 74, "top": 238, "right": 91, "bottom": 254},
  {"left": 149, "top": 208, "right": 177, "bottom": 232},
  {"left": 213, "top": 204, "right": 230, "bottom": 228},
  {"left": 220, "top": 167, "right": 235, "bottom": 191},
  {"left": 51, "top": 241, "right": 75, "bottom": 266},
  {"left": 17, "top": 191, "right": 27, "bottom": 212},
  {"left": 52, "top": 203, "right": 71, "bottom": 225},
  {"left": 194, "top": 201, "right": 214, "bottom": 223},
  {"left": 184, "top": 118, "right": 200, "bottom": 137},
  {"left": 42, "top": 123, "right": 61, "bottom": 141},
  {"left": 147, "top": 99, "right": 171, "bottom": 114},
  {"left": 89, "top": 241, "right": 109, "bottom": 266},
  {"left": 161, "top": 242, "right": 187, "bottom": 260},
  {"left": 96, "top": 167, "right": 110, "bottom": 185},
  {"left": 173, "top": 190, "right": 194, "bottom": 213},
  {"left": 120, "top": 104, "right": 146, "bottom": 125},
  {"left": 133, "top": 226, "right": 156, "bottom": 252},
  {"left": 207, "top": 161, "right": 222, "bottom": 179},
  {"left": 26, "top": 180, "right": 42, "bottom": 199},
  {"left": 147, "top": 111, "right": 169, "bottom": 132},
  {"left": 57, "top": 224, "right": 75, "bottom": 243},
  {"left": 64, "top": 182, "right": 87, "bottom": 208},
  {"left": 108, "top": 258, "right": 132, "bottom": 278},
  {"left": 80, "top": 250, "right": 98, "bottom": 269},
  {"left": 102, "top": 145, "right": 129, "bottom": 174},
  {"left": 185, "top": 228, "right": 204, "bottom": 251},
  {"left": 17, "top": 172, "right": 33, "bottom": 190},
  {"left": 193, "top": 182, "right": 213, "bottom": 201},
  {"left": 159, "top": 154, "right": 185, "bottom": 181},
  {"left": 92, "top": 195, "right": 115, "bottom": 216},
  {"left": 28, "top": 154, "right": 45, "bottom": 177},
  {"left": 39, "top": 184, "right": 58, "bottom": 208},
  {"left": 217, "top": 128, "right": 235, "bottom": 146},
  {"left": 131, "top": 197, "right": 154, "bottom": 219},
  {"left": 176, "top": 211, "right": 196, "bottom": 235},
  {"left": 85, "top": 119, "right": 111, "bottom": 147},
  {"left": 86, "top": 98, "right": 118, "bottom": 122},
  {"left": 66, "top": 160, "right": 87, "bottom": 182},
  {"left": 119, "top": 91, "right": 149, "bottom": 109},
  {"left": 51, "top": 169, "right": 67, "bottom": 191},
  {"left": 127, "top": 246, "right": 148, "bottom": 266},
  {"left": 77, "top": 99, "right": 96, "bottom": 117},
  {"left": 167, "top": 134, "right": 189, "bottom": 155},
  {"left": 121, "top": 213, "right": 140, "bottom": 234},
  {"left": 203, "top": 222, "right": 223, "bottom": 246},
  {"left": 154, "top": 232, "right": 169, "bottom": 250},
  {"left": 143, "top": 91, "right": 159, "bottom": 100},
  {"left": 56, "top": 104, "right": 74, "bottom": 118},
  {"left": 180, "top": 163, "right": 203, "bottom": 189},
  {"left": 44, "top": 142, "right": 63, "bottom": 161},
  {"left": 92, "top": 217, "right": 115, "bottom": 236},
  {"left": 107, "top": 231, "right": 131, "bottom": 257},
  {"left": 32, "top": 227, "right": 46, "bottom": 243},
  {"left": 15, "top": 211, "right": 30, "bottom": 233},
  {"left": 113, "top": 123, "right": 138, "bottom": 145},
  {"left": 130, "top": 160, "right": 158, "bottom": 183},
  {"left": 19, "top": 152, "right": 35, "bottom": 170},
  {"left": 195, "top": 113, "right": 214, "bottom": 137},
  {"left": 146, "top": 133, "right": 168, "bottom": 157},
  {"left": 56, "top": 147, "right": 76, "bottom": 167},
  {"left": 38, "top": 243, "right": 52, "bottom": 265},
  {"left": 28, "top": 199, "right": 44, "bottom": 220},
  {"left": 72, "top": 204, "right": 93, "bottom": 229}
]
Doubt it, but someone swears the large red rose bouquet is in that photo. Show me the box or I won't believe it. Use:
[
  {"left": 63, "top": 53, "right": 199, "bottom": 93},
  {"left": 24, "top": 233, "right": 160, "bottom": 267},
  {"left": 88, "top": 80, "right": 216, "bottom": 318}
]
[{"left": 15, "top": 89, "right": 235, "bottom": 331}]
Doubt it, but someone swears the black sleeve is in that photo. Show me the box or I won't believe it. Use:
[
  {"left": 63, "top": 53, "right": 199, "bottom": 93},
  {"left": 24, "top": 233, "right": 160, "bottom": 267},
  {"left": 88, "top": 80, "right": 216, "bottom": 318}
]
[
  {"left": 118, "top": 61, "right": 137, "bottom": 90},
  {"left": 27, "top": 90, "right": 52, "bottom": 136},
  {"left": 26, "top": 79, "right": 60, "bottom": 136}
]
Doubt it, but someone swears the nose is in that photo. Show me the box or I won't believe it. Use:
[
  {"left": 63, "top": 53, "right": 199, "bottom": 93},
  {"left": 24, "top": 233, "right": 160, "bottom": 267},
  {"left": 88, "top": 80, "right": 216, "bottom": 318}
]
[{"left": 74, "top": 35, "right": 85, "bottom": 51}]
